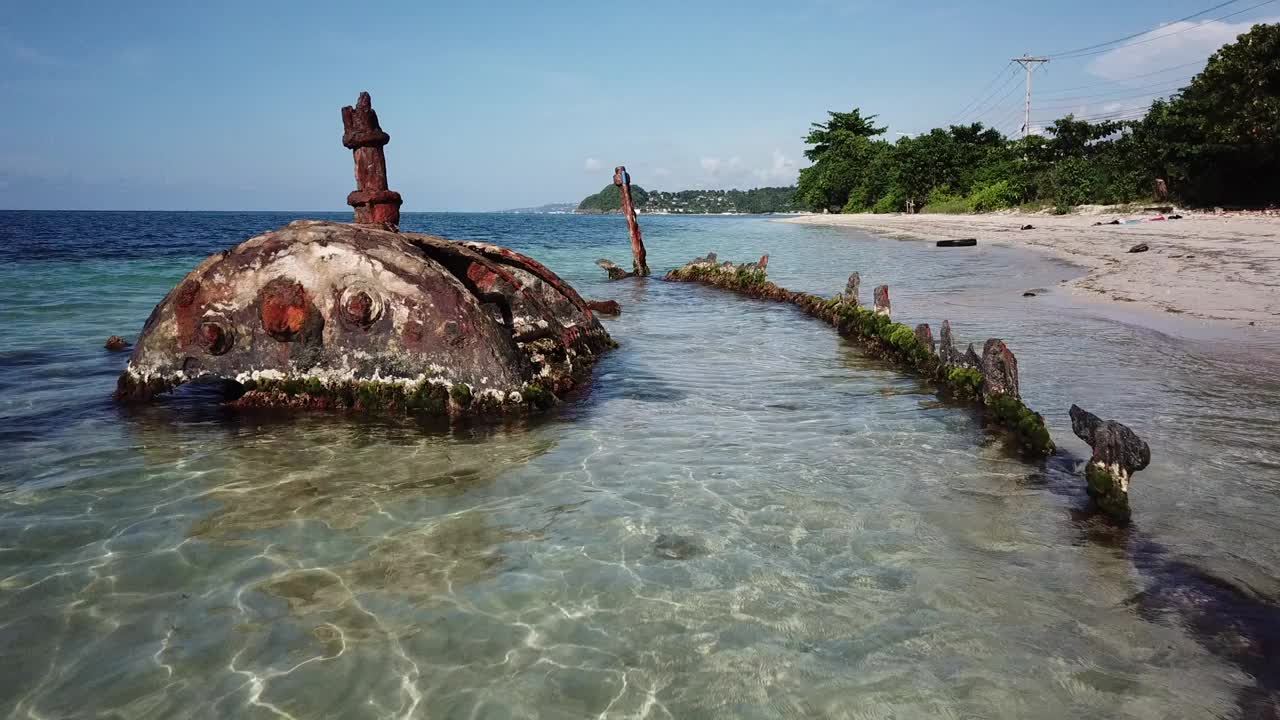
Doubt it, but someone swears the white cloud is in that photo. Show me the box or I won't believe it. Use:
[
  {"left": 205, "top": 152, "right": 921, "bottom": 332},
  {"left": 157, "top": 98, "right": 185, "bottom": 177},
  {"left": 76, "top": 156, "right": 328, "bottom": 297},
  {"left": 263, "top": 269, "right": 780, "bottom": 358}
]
[
  {"left": 652, "top": 167, "right": 671, "bottom": 178},
  {"left": 1087, "top": 17, "right": 1278, "bottom": 80},
  {"left": 688, "top": 150, "right": 801, "bottom": 188},
  {"left": 583, "top": 157, "right": 603, "bottom": 172},
  {"left": 750, "top": 150, "right": 797, "bottom": 185}
]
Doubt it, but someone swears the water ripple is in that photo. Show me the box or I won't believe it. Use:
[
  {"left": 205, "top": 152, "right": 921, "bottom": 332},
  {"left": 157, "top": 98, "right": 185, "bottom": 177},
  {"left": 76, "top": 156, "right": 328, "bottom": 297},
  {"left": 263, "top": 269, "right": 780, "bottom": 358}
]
[{"left": 1, "top": 212, "right": 1278, "bottom": 717}]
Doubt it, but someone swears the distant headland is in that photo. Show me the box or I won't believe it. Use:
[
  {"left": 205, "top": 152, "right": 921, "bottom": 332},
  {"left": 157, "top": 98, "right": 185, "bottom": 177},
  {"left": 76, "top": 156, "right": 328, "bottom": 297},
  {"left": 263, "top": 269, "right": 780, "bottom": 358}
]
[
  {"left": 575, "top": 184, "right": 800, "bottom": 215},
  {"left": 496, "top": 202, "right": 579, "bottom": 214}
]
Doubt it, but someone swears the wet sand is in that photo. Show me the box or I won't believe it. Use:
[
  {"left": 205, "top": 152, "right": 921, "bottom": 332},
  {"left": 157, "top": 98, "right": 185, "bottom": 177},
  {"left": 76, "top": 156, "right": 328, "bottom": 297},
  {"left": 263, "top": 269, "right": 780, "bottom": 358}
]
[{"left": 777, "top": 212, "right": 1280, "bottom": 330}]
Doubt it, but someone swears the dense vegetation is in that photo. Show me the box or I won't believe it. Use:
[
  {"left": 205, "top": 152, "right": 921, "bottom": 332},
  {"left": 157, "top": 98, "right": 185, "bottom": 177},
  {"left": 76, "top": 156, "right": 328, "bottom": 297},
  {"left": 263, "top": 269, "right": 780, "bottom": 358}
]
[
  {"left": 577, "top": 184, "right": 651, "bottom": 213},
  {"left": 796, "top": 23, "right": 1279, "bottom": 213},
  {"left": 577, "top": 185, "right": 799, "bottom": 214}
]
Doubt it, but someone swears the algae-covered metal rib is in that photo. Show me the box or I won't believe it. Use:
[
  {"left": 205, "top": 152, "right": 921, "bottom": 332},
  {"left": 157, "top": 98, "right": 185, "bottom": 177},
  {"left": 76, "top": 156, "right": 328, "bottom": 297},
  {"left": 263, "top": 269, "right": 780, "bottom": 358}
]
[
  {"left": 1070, "top": 405, "right": 1151, "bottom": 521},
  {"left": 665, "top": 253, "right": 1054, "bottom": 456}
]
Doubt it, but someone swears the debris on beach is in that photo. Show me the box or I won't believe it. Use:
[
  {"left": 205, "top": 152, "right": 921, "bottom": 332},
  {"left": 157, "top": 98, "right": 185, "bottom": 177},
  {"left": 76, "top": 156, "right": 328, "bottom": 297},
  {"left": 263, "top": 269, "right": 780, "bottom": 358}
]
[
  {"left": 1094, "top": 213, "right": 1181, "bottom": 227},
  {"left": 1129, "top": 243, "right": 1150, "bottom": 253},
  {"left": 115, "top": 92, "right": 614, "bottom": 416},
  {"left": 595, "top": 166, "right": 650, "bottom": 278},
  {"left": 1070, "top": 404, "right": 1151, "bottom": 521},
  {"left": 665, "top": 253, "right": 1054, "bottom": 456},
  {"left": 936, "top": 238, "right": 977, "bottom": 247}
]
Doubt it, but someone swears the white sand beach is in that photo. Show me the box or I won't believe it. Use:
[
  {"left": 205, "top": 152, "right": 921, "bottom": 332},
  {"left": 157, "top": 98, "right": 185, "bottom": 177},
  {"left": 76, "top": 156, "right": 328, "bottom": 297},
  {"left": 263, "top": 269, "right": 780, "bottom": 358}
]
[{"left": 778, "top": 211, "right": 1280, "bottom": 329}]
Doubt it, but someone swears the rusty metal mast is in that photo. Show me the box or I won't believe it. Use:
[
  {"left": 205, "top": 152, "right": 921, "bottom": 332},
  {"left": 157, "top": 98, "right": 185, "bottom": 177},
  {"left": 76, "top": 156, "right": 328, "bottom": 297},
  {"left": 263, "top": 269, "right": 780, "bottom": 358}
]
[
  {"left": 342, "top": 92, "right": 403, "bottom": 229},
  {"left": 613, "top": 166, "right": 649, "bottom": 277}
]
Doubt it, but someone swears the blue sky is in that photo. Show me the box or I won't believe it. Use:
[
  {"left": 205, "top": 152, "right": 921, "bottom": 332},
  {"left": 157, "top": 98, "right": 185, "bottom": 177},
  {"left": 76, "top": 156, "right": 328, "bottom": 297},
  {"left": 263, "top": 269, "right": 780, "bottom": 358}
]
[{"left": 1, "top": 0, "right": 1274, "bottom": 210}]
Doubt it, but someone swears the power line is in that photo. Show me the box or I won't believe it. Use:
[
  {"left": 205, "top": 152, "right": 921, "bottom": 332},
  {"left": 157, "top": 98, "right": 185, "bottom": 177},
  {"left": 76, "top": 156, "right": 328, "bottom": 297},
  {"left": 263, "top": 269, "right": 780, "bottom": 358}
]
[
  {"left": 1009, "top": 0, "right": 1274, "bottom": 132},
  {"left": 1038, "top": 103, "right": 1157, "bottom": 118},
  {"left": 1041, "top": 78, "right": 1189, "bottom": 101},
  {"left": 993, "top": 105, "right": 1026, "bottom": 136},
  {"left": 1036, "top": 61, "right": 1204, "bottom": 95},
  {"left": 1030, "top": 101, "right": 1158, "bottom": 126},
  {"left": 944, "top": 0, "right": 1270, "bottom": 137},
  {"left": 1044, "top": 0, "right": 1244, "bottom": 57},
  {"left": 950, "top": 62, "right": 1017, "bottom": 123},
  {"left": 1051, "top": 0, "right": 1278, "bottom": 60},
  {"left": 958, "top": 74, "right": 1021, "bottom": 126},
  {"left": 983, "top": 69, "right": 1172, "bottom": 132},
  {"left": 955, "top": 65, "right": 1021, "bottom": 125},
  {"left": 1033, "top": 96, "right": 1176, "bottom": 117},
  {"left": 977, "top": 99, "right": 1024, "bottom": 131},
  {"left": 969, "top": 72, "right": 1026, "bottom": 124},
  {"left": 1032, "top": 104, "right": 1162, "bottom": 123},
  {"left": 1033, "top": 106, "right": 1155, "bottom": 123},
  {"left": 1032, "top": 81, "right": 1189, "bottom": 110}
]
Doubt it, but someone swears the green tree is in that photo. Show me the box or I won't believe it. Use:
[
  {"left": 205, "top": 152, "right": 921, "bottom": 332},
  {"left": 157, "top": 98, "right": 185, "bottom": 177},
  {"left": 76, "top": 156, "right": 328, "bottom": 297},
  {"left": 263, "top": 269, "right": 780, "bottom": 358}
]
[
  {"left": 1134, "top": 22, "right": 1279, "bottom": 204},
  {"left": 797, "top": 108, "right": 890, "bottom": 211},
  {"left": 1043, "top": 115, "right": 1121, "bottom": 159},
  {"left": 803, "top": 109, "right": 888, "bottom": 161}
]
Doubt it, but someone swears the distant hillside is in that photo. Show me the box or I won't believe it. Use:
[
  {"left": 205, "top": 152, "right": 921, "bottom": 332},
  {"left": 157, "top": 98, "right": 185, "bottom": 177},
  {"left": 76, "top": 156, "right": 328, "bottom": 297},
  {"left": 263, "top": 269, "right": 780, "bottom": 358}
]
[
  {"left": 577, "top": 185, "right": 650, "bottom": 213},
  {"left": 576, "top": 185, "right": 799, "bottom": 214},
  {"left": 497, "top": 202, "right": 578, "bottom": 214}
]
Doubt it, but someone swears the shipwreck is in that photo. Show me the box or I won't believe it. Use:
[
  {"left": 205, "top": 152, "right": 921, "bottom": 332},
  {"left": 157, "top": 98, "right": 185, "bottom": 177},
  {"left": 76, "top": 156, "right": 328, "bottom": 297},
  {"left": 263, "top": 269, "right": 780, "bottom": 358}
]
[{"left": 115, "top": 93, "right": 614, "bottom": 416}]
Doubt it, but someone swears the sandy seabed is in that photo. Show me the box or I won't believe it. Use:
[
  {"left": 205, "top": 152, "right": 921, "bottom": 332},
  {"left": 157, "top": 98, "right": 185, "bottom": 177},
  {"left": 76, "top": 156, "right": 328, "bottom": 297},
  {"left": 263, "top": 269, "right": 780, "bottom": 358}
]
[{"left": 778, "top": 211, "right": 1280, "bottom": 330}]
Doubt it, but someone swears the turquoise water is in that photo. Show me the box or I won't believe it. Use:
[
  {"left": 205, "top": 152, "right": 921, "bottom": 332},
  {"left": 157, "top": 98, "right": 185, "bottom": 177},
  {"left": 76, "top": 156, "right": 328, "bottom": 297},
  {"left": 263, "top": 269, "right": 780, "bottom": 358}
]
[{"left": 2, "top": 211, "right": 1279, "bottom": 718}]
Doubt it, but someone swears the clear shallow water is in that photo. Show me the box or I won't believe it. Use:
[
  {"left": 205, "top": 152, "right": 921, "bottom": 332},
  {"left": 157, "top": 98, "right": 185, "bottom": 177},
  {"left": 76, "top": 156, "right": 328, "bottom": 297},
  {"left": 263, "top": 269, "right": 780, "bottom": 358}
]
[{"left": 1, "top": 211, "right": 1279, "bottom": 719}]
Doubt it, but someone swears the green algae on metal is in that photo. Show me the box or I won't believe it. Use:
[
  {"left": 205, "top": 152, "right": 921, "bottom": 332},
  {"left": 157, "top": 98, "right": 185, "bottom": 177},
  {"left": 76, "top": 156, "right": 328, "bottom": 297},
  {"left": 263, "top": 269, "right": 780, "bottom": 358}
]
[
  {"left": 231, "top": 375, "right": 562, "bottom": 418},
  {"left": 665, "top": 253, "right": 1055, "bottom": 457}
]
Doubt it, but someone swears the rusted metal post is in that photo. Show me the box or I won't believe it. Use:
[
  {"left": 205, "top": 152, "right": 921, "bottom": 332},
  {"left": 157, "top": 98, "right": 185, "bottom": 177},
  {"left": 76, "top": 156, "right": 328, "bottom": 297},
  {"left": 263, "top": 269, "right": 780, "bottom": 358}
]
[
  {"left": 873, "top": 284, "right": 891, "bottom": 317},
  {"left": 612, "top": 166, "right": 649, "bottom": 277},
  {"left": 841, "top": 272, "right": 860, "bottom": 305},
  {"left": 342, "top": 92, "right": 403, "bottom": 229}
]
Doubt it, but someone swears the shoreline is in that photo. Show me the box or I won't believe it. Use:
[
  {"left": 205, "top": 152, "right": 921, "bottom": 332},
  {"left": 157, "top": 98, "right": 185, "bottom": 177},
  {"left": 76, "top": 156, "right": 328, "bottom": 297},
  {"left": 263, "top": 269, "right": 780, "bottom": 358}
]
[{"left": 776, "top": 212, "right": 1280, "bottom": 331}]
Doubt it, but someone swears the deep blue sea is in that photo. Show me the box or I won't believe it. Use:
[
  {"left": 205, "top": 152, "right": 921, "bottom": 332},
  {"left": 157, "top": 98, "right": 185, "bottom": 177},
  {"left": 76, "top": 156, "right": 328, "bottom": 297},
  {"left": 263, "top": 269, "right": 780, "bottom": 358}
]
[{"left": 2, "top": 211, "right": 1279, "bottom": 718}]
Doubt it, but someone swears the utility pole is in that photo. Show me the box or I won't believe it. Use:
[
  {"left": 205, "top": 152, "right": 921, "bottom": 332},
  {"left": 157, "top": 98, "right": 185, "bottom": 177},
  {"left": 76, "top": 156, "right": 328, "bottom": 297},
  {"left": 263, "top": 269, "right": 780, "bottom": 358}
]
[{"left": 1011, "top": 55, "right": 1049, "bottom": 138}]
